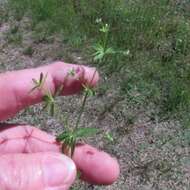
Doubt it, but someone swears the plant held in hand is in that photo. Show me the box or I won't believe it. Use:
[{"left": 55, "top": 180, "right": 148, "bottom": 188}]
[{"left": 30, "top": 68, "right": 98, "bottom": 158}]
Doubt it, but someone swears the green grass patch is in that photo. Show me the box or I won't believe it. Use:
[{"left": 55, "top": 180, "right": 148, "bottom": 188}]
[{"left": 7, "top": 0, "right": 190, "bottom": 124}]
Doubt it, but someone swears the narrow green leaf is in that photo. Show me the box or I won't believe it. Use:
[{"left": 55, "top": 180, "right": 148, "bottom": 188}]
[
  {"left": 105, "top": 132, "right": 114, "bottom": 142},
  {"left": 82, "top": 85, "right": 96, "bottom": 97},
  {"left": 56, "top": 131, "right": 72, "bottom": 142},
  {"left": 74, "top": 128, "right": 98, "bottom": 138},
  {"left": 105, "top": 47, "right": 115, "bottom": 55}
]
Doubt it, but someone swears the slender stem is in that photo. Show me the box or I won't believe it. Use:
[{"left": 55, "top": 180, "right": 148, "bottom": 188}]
[
  {"left": 75, "top": 91, "right": 88, "bottom": 129},
  {"left": 103, "top": 31, "right": 108, "bottom": 50}
]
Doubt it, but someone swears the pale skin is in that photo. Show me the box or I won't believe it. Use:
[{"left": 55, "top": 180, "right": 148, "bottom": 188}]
[{"left": 0, "top": 62, "right": 120, "bottom": 190}]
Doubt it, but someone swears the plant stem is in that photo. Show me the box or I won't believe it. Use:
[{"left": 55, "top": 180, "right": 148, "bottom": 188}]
[
  {"left": 75, "top": 91, "right": 88, "bottom": 129},
  {"left": 102, "top": 25, "right": 109, "bottom": 50}
]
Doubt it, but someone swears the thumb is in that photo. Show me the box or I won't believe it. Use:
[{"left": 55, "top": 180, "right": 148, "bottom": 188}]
[{"left": 0, "top": 152, "right": 76, "bottom": 190}]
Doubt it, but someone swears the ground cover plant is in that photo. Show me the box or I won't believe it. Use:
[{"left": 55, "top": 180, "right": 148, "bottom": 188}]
[{"left": 6, "top": 0, "right": 190, "bottom": 124}]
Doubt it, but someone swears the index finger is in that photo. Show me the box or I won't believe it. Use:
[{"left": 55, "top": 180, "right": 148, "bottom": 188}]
[{"left": 0, "top": 62, "right": 99, "bottom": 121}]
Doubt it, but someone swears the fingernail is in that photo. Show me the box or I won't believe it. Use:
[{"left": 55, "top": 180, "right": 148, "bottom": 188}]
[{"left": 43, "top": 154, "right": 76, "bottom": 188}]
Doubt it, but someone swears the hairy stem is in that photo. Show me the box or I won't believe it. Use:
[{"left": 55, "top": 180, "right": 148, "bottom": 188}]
[{"left": 75, "top": 91, "right": 88, "bottom": 129}]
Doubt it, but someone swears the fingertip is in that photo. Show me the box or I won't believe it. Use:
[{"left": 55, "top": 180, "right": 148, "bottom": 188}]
[
  {"left": 43, "top": 153, "right": 76, "bottom": 189},
  {"left": 82, "top": 66, "right": 99, "bottom": 88},
  {"left": 73, "top": 144, "right": 120, "bottom": 185},
  {"left": 0, "top": 153, "right": 76, "bottom": 190},
  {"left": 50, "top": 62, "right": 99, "bottom": 95}
]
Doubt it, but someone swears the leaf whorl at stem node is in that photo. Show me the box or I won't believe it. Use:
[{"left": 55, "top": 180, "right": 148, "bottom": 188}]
[{"left": 56, "top": 128, "right": 98, "bottom": 158}]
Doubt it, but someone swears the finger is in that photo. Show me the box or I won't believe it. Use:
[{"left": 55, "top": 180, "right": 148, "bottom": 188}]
[
  {"left": 0, "top": 61, "right": 99, "bottom": 121},
  {"left": 72, "top": 144, "right": 120, "bottom": 185},
  {"left": 0, "top": 152, "right": 76, "bottom": 190},
  {"left": 0, "top": 124, "right": 61, "bottom": 154},
  {"left": 0, "top": 124, "right": 120, "bottom": 185}
]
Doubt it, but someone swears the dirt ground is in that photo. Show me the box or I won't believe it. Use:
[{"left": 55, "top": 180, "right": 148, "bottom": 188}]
[{"left": 1, "top": 7, "right": 190, "bottom": 190}]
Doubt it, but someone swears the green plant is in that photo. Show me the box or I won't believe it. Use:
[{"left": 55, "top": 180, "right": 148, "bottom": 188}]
[
  {"left": 30, "top": 70, "right": 98, "bottom": 157},
  {"left": 92, "top": 23, "right": 114, "bottom": 63},
  {"left": 92, "top": 21, "right": 130, "bottom": 72},
  {"left": 30, "top": 72, "right": 48, "bottom": 93},
  {"left": 56, "top": 82, "right": 97, "bottom": 157}
]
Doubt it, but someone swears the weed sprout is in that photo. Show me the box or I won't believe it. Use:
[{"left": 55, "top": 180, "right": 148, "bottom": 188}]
[{"left": 92, "top": 21, "right": 129, "bottom": 64}]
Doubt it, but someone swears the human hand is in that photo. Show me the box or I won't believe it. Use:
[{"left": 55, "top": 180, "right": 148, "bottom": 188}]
[{"left": 0, "top": 62, "right": 120, "bottom": 190}]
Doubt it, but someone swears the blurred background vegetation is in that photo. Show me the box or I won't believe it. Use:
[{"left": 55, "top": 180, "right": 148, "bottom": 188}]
[{"left": 4, "top": 0, "right": 190, "bottom": 127}]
